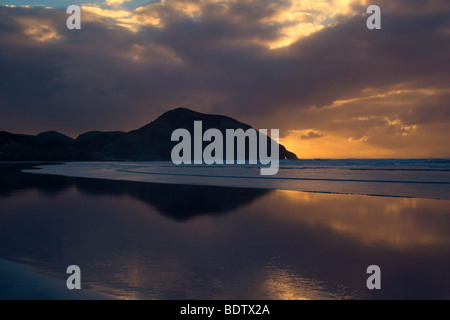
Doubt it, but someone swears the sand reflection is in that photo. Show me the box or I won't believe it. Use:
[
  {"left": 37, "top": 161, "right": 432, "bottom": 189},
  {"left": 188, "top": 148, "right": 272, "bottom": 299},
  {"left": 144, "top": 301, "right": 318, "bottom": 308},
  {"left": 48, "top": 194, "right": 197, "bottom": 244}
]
[{"left": 251, "top": 190, "right": 450, "bottom": 250}]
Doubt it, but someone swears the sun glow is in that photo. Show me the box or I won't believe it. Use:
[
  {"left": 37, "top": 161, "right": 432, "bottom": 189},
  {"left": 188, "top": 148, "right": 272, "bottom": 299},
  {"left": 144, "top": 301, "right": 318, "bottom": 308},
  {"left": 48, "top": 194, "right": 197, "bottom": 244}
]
[{"left": 18, "top": 17, "right": 60, "bottom": 42}]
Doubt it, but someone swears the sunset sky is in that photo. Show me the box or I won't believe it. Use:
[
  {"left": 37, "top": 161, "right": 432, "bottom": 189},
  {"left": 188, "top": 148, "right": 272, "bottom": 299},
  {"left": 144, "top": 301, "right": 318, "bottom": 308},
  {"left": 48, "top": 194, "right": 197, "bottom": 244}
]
[{"left": 0, "top": 0, "right": 449, "bottom": 158}]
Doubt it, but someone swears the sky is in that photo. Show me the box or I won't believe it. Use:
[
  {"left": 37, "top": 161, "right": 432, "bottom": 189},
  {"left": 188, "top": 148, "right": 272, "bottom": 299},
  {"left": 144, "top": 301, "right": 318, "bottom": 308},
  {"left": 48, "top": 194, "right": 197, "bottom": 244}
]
[{"left": 0, "top": 0, "right": 449, "bottom": 158}]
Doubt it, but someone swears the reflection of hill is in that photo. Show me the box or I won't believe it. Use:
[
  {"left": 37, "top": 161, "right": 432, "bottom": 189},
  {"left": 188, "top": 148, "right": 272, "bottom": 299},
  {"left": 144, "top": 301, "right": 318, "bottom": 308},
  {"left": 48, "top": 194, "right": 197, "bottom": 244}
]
[{"left": 0, "top": 164, "right": 270, "bottom": 221}]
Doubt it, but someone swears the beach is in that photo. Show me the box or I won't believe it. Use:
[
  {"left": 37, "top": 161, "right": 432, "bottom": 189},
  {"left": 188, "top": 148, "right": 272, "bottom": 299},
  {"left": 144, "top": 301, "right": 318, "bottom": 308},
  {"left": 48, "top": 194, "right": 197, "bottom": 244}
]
[
  {"left": 23, "top": 159, "right": 450, "bottom": 199},
  {"left": 1, "top": 161, "right": 450, "bottom": 299},
  {"left": 1, "top": 0, "right": 449, "bottom": 303}
]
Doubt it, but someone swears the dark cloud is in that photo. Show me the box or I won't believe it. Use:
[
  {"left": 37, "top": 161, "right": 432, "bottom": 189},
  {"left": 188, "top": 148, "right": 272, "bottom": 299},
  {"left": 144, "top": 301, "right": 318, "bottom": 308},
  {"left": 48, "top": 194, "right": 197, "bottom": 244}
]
[{"left": 301, "top": 132, "right": 324, "bottom": 140}]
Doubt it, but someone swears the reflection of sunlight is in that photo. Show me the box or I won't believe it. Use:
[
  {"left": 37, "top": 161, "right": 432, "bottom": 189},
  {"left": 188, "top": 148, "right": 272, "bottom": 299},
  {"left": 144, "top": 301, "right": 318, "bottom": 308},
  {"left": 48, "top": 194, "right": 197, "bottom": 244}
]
[
  {"left": 90, "top": 258, "right": 166, "bottom": 300},
  {"left": 266, "top": 190, "right": 450, "bottom": 249},
  {"left": 262, "top": 265, "right": 339, "bottom": 300},
  {"left": 276, "top": 189, "right": 321, "bottom": 203}
]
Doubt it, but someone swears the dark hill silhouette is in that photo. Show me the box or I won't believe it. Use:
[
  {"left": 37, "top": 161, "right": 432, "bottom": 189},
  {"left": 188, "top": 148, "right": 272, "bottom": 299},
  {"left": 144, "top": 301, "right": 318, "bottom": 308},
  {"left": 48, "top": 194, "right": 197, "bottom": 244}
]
[
  {"left": 0, "top": 108, "right": 298, "bottom": 161},
  {"left": 0, "top": 131, "right": 82, "bottom": 161},
  {"left": 76, "top": 131, "right": 125, "bottom": 143},
  {"left": 75, "top": 131, "right": 126, "bottom": 160},
  {"left": 35, "top": 131, "right": 75, "bottom": 145}
]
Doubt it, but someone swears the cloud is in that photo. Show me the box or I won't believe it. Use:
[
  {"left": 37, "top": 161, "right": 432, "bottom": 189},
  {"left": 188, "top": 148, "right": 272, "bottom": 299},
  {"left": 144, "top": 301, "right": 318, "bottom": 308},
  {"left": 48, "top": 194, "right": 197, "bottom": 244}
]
[
  {"left": 105, "top": 0, "right": 131, "bottom": 7},
  {"left": 0, "top": 1, "right": 449, "bottom": 158},
  {"left": 301, "top": 131, "right": 324, "bottom": 140}
]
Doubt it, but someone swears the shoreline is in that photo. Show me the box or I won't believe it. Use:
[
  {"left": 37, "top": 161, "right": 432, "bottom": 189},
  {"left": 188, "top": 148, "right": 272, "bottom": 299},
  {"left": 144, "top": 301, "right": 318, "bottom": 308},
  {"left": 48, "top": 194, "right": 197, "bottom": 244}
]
[{"left": 18, "top": 161, "right": 450, "bottom": 200}]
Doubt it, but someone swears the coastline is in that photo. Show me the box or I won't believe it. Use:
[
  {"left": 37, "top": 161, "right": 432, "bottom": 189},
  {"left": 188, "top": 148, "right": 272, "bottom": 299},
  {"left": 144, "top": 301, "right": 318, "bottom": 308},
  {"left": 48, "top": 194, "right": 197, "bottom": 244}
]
[{"left": 21, "top": 160, "right": 450, "bottom": 200}]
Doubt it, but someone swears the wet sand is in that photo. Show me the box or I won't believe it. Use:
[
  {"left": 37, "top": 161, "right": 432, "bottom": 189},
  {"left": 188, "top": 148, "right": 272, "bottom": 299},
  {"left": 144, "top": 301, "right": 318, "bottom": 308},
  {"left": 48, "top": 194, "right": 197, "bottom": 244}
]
[
  {"left": 1, "top": 163, "right": 450, "bottom": 299},
  {"left": 0, "top": 258, "right": 113, "bottom": 300}
]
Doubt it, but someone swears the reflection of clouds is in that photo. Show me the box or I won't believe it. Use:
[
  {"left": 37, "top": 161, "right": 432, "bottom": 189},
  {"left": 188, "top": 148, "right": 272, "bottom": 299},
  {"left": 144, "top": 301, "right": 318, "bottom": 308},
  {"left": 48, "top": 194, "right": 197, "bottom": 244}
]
[
  {"left": 261, "top": 190, "right": 450, "bottom": 249},
  {"left": 101, "top": 256, "right": 185, "bottom": 300}
]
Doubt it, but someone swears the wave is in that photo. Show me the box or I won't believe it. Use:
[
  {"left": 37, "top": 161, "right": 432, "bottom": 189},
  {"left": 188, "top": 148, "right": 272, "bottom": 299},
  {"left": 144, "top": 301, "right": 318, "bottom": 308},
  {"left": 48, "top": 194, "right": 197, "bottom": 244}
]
[{"left": 116, "top": 168, "right": 450, "bottom": 185}]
